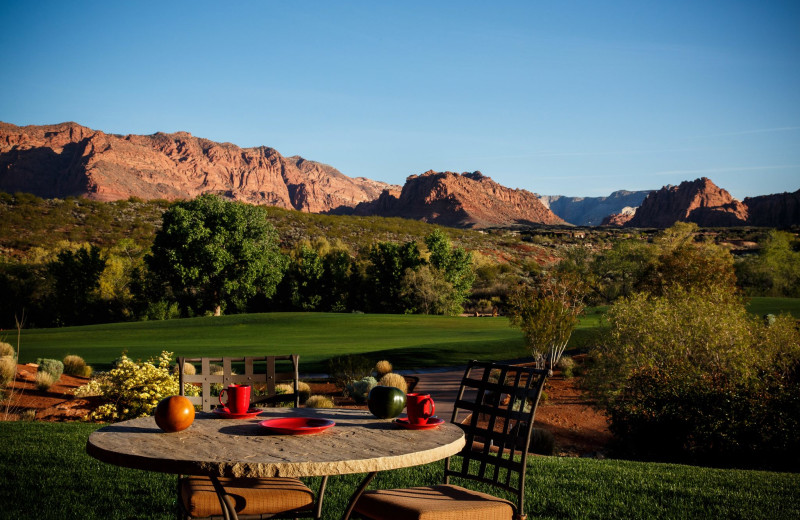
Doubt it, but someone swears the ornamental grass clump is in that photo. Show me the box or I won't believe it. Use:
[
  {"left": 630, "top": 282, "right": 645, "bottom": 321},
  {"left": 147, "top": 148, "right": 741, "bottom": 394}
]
[
  {"left": 173, "top": 361, "right": 196, "bottom": 376},
  {"left": 0, "top": 341, "right": 14, "bottom": 358},
  {"left": 62, "top": 355, "right": 87, "bottom": 377},
  {"left": 305, "top": 395, "right": 334, "bottom": 408},
  {"left": 35, "top": 371, "right": 55, "bottom": 391},
  {"left": 74, "top": 351, "right": 199, "bottom": 422},
  {"left": 378, "top": 372, "right": 408, "bottom": 393},
  {"left": 35, "top": 358, "right": 63, "bottom": 381},
  {"left": 0, "top": 356, "right": 16, "bottom": 387},
  {"left": 375, "top": 360, "right": 392, "bottom": 378}
]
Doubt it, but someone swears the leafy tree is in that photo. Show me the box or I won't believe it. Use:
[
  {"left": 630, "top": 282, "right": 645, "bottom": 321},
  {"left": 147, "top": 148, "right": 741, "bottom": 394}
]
[
  {"left": 365, "top": 240, "right": 422, "bottom": 313},
  {"left": 506, "top": 271, "right": 586, "bottom": 369},
  {"left": 145, "top": 194, "right": 285, "bottom": 316},
  {"left": 320, "top": 249, "right": 355, "bottom": 312},
  {"left": 400, "top": 265, "right": 457, "bottom": 315},
  {"left": 592, "top": 239, "right": 656, "bottom": 302},
  {"left": 282, "top": 245, "right": 325, "bottom": 311},
  {"left": 48, "top": 245, "right": 106, "bottom": 326},
  {"left": 424, "top": 229, "right": 475, "bottom": 313},
  {"left": 756, "top": 230, "right": 800, "bottom": 297}
]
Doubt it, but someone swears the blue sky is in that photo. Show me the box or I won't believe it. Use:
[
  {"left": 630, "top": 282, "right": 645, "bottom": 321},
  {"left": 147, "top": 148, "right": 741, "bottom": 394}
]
[{"left": 1, "top": 1, "right": 798, "bottom": 199}]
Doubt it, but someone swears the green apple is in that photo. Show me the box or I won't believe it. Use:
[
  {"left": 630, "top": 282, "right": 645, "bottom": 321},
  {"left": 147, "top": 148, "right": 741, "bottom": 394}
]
[{"left": 367, "top": 386, "right": 407, "bottom": 419}]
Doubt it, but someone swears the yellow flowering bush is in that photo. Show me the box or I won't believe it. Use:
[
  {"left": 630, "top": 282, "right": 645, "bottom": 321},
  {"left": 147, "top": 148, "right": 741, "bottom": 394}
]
[{"left": 75, "top": 351, "right": 198, "bottom": 422}]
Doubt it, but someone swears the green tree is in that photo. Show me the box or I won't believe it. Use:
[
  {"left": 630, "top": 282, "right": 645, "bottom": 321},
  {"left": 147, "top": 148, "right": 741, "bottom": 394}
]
[
  {"left": 145, "top": 194, "right": 285, "bottom": 316},
  {"left": 48, "top": 245, "right": 107, "bottom": 326},
  {"left": 282, "top": 245, "right": 325, "bottom": 311},
  {"left": 592, "top": 239, "right": 656, "bottom": 302},
  {"left": 365, "top": 241, "right": 422, "bottom": 313},
  {"left": 424, "top": 229, "right": 475, "bottom": 313},
  {"left": 400, "top": 265, "right": 458, "bottom": 315},
  {"left": 320, "top": 249, "right": 355, "bottom": 312},
  {"left": 758, "top": 230, "right": 800, "bottom": 297},
  {"left": 506, "top": 271, "right": 586, "bottom": 369}
]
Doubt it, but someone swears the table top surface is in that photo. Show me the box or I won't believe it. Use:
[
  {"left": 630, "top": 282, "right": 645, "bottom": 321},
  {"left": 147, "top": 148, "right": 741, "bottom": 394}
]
[{"left": 86, "top": 408, "right": 466, "bottom": 478}]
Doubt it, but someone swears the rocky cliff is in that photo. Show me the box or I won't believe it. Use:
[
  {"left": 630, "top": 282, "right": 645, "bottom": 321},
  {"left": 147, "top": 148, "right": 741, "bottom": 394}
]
[
  {"left": 348, "top": 170, "right": 565, "bottom": 228},
  {"left": 622, "top": 178, "right": 749, "bottom": 228},
  {"left": 743, "top": 190, "right": 800, "bottom": 227},
  {"left": 0, "top": 122, "right": 397, "bottom": 212},
  {"left": 538, "top": 190, "right": 652, "bottom": 226}
]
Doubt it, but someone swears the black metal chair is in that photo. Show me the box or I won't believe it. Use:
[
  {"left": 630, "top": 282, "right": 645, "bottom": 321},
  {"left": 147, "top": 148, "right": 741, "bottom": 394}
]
[
  {"left": 177, "top": 355, "right": 327, "bottom": 520},
  {"left": 344, "top": 360, "right": 549, "bottom": 520}
]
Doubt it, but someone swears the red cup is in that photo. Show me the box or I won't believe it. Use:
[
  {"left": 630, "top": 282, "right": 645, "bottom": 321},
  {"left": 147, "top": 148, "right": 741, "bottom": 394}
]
[
  {"left": 406, "top": 393, "right": 435, "bottom": 425},
  {"left": 219, "top": 384, "right": 251, "bottom": 414}
]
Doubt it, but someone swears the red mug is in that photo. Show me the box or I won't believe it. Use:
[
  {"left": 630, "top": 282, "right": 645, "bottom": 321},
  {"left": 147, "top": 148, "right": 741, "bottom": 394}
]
[
  {"left": 219, "top": 384, "right": 251, "bottom": 414},
  {"left": 406, "top": 393, "right": 435, "bottom": 425}
]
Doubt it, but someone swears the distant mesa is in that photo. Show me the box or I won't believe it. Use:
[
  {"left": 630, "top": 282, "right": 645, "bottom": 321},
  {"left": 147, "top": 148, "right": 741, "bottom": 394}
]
[
  {"left": 604, "top": 177, "right": 799, "bottom": 229},
  {"left": 0, "top": 122, "right": 563, "bottom": 229},
  {"left": 1, "top": 122, "right": 797, "bottom": 229},
  {"left": 344, "top": 170, "right": 565, "bottom": 228},
  {"left": 0, "top": 121, "right": 397, "bottom": 213}
]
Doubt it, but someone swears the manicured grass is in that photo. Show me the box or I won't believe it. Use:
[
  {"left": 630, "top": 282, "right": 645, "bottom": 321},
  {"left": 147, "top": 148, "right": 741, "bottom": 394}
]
[
  {"left": 14, "top": 297, "right": 799, "bottom": 372},
  {"left": 1, "top": 422, "right": 798, "bottom": 520},
  {"left": 747, "top": 297, "right": 800, "bottom": 318},
  {"left": 15, "top": 313, "right": 529, "bottom": 372}
]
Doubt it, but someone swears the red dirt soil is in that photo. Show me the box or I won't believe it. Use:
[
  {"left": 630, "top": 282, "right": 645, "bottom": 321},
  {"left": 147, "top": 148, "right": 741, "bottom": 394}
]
[{"left": 1, "top": 364, "right": 611, "bottom": 456}]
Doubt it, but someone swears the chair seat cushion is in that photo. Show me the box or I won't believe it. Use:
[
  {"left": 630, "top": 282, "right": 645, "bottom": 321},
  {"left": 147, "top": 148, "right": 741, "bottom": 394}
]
[
  {"left": 181, "top": 476, "right": 314, "bottom": 518},
  {"left": 353, "top": 484, "right": 515, "bottom": 520}
]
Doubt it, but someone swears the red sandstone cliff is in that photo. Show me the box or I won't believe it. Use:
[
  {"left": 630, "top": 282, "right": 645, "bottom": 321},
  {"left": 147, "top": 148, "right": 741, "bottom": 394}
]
[
  {"left": 743, "top": 190, "right": 800, "bottom": 227},
  {"left": 350, "top": 170, "right": 565, "bottom": 228},
  {"left": 0, "top": 122, "right": 397, "bottom": 212},
  {"left": 623, "top": 178, "right": 749, "bottom": 228}
]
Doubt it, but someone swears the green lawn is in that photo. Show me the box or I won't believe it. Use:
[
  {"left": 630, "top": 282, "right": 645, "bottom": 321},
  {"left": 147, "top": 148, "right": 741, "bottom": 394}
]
[
  {"left": 13, "top": 313, "right": 529, "bottom": 372},
  {"left": 12, "top": 297, "right": 799, "bottom": 372},
  {"left": 0, "top": 422, "right": 797, "bottom": 520},
  {"left": 747, "top": 296, "right": 800, "bottom": 318}
]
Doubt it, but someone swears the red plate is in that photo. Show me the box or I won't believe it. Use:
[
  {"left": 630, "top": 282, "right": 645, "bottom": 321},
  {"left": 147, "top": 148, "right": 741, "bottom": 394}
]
[
  {"left": 212, "top": 407, "right": 263, "bottom": 419},
  {"left": 259, "top": 417, "right": 336, "bottom": 435},
  {"left": 394, "top": 417, "right": 445, "bottom": 430}
]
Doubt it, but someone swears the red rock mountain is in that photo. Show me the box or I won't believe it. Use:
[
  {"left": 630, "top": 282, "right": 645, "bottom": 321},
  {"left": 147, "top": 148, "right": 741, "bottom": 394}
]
[
  {"left": 0, "top": 122, "right": 565, "bottom": 228},
  {"left": 622, "top": 178, "right": 749, "bottom": 228},
  {"left": 348, "top": 170, "right": 565, "bottom": 228},
  {"left": 743, "top": 190, "right": 800, "bottom": 227},
  {"left": 605, "top": 177, "right": 799, "bottom": 228},
  {"left": 0, "top": 122, "right": 396, "bottom": 212}
]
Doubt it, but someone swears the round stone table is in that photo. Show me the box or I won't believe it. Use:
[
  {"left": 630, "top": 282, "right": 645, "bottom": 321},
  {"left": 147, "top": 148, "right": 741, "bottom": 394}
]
[{"left": 87, "top": 407, "right": 466, "bottom": 519}]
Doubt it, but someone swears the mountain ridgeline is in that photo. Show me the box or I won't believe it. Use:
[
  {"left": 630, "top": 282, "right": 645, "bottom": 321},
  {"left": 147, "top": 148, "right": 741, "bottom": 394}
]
[{"left": 1, "top": 122, "right": 797, "bottom": 228}]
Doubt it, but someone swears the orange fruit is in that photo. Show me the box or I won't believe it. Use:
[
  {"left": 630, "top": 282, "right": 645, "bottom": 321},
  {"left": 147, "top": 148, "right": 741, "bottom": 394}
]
[{"left": 154, "top": 395, "right": 195, "bottom": 433}]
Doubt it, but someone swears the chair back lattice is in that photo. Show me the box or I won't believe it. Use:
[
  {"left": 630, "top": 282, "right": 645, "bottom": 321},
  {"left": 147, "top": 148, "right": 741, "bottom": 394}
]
[
  {"left": 445, "top": 360, "right": 549, "bottom": 513},
  {"left": 177, "top": 355, "right": 300, "bottom": 412}
]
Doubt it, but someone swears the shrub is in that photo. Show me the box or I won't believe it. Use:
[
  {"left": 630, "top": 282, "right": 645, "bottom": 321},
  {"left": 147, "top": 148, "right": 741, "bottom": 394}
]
[
  {"left": 305, "top": 395, "right": 334, "bottom": 408},
  {"left": 590, "top": 286, "right": 800, "bottom": 470},
  {"left": 63, "top": 355, "right": 87, "bottom": 377},
  {"left": 0, "top": 356, "right": 15, "bottom": 386},
  {"left": 35, "top": 371, "right": 55, "bottom": 391},
  {"left": 327, "top": 354, "right": 373, "bottom": 389},
  {"left": 20, "top": 409, "right": 36, "bottom": 421},
  {"left": 375, "top": 360, "right": 393, "bottom": 378},
  {"left": 173, "top": 361, "right": 196, "bottom": 375},
  {"left": 35, "top": 358, "right": 63, "bottom": 381},
  {"left": 378, "top": 372, "right": 408, "bottom": 393},
  {"left": 0, "top": 341, "right": 14, "bottom": 358},
  {"left": 346, "top": 376, "right": 377, "bottom": 404},
  {"left": 74, "top": 351, "right": 199, "bottom": 422},
  {"left": 557, "top": 356, "right": 575, "bottom": 378},
  {"left": 81, "top": 365, "right": 93, "bottom": 378},
  {"left": 530, "top": 428, "right": 557, "bottom": 456}
]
